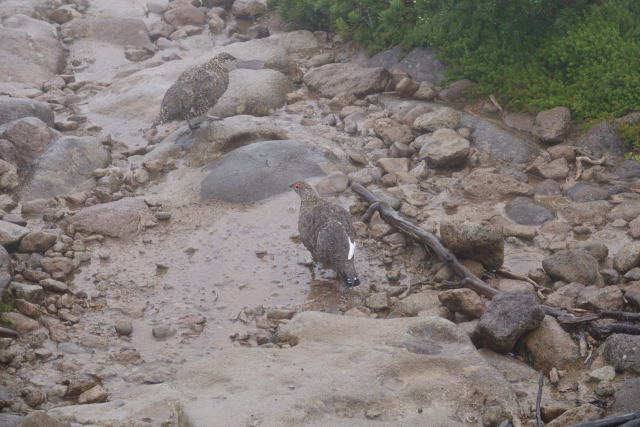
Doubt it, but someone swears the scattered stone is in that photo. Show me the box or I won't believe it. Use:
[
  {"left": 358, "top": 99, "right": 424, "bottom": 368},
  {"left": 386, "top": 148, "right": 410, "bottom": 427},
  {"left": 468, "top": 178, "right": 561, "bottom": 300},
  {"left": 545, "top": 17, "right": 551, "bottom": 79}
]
[
  {"left": 502, "top": 223, "right": 536, "bottom": 239},
  {"left": 614, "top": 242, "right": 640, "bottom": 273},
  {"left": 412, "top": 107, "right": 460, "bottom": 132},
  {"left": 504, "top": 112, "right": 535, "bottom": 133},
  {"left": 522, "top": 316, "right": 581, "bottom": 372},
  {"left": 475, "top": 290, "right": 545, "bottom": 354},
  {"left": 0, "top": 97, "right": 54, "bottom": 127},
  {"left": 391, "top": 290, "right": 441, "bottom": 317},
  {"left": 8, "top": 282, "right": 43, "bottom": 303},
  {"left": 376, "top": 158, "right": 410, "bottom": 175},
  {"left": 418, "top": 129, "right": 470, "bottom": 168},
  {"left": 603, "top": 334, "right": 640, "bottom": 374},
  {"left": 612, "top": 378, "right": 640, "bottom": 413},
  {"left": 542, "top": 250, "right": 603, "bottom": 286},
  {"left": 506, "top": 197, "right": 554, "bottom": 225},
  {"left": 601, "top": 269, "right": 620, "bottom": 286},
  {"left": 303, "top": 63, "right": 388, "bottom": 98},
  {"left": 438, "top": 79, "right": 477, "bottom": 102},
  {"left": 66, "top": 376, "right": 100, "bottom": 398},
  {"left": 587, "top": 365, "right": 616, "bottom": 383},
  {"left": 438, "top": 289, "right": 485, "bottom": 318},
  {"left": 440, "top": 220, "right": 504, "bottom": 270},
  {"left": 115, "top": 319, "right": 133, "bottom": 336},
  {"left": 39, "top": 278, "right": 68, "bottom": 293},
  {"left": 576, "top": 121, "right": 625, "bottom": 157},
  {"left": 231, "top": 0, "right": 267, "bottom": 17},
  {"left": 17, "top": 231, "right": 57, "bottom": 253},
  {"left": 567, "top": 182, "right": 620, "bottom": 203},
  {"left": 365, "top": 292, "right": 389, "bottom": 312},
  {"left": 20, "top": 411, "right": 65, "bottom": 427},
  {"left": 152, "top": 324, "right": 176, "bottom": 340},
  {"left": 461, "top": 169, "right": 532, "bottom": 200},
  {"left": 40, "top": 257, "right": 74, "bottom": 277},
  {"left": 412, "top": 81, "right": 437, "bottom": 100},
  {"left": 608, "top": 200, "right": 640, "bottom": 222},
  {"left": 531, "top": 158, "right": 569, "bottom": 179},
  {"left": 576, "top": 286, "right": 624, "bottom": 311},
  {"left": 580, "top": 241, "right": 609, "bottom": 262},
  {"left": 374, "top": 118, "right": 413, "bottom": 145},
  {"left": 561, "top": 200, "right": 611, "bottom": 226},
  {"left": 1, "top": 311, "right": 39, "bottom": 334},
  {"left": 595, "top": 380, "right": 615, "bottom": 397},
  {"left": 0, "top": 220, "right": 28, "bottom": 246},
  {"left": 546, "top": 404, "right": 603, "bottom": 427},
  {"left": 67, "top": 198, "right": 156, "bottom": 239},
  {"left": 77, "top": 384, "right": 108, "bottom": 404},
  {"left": 546, "top": 282, "right": 585, "bottom": 308},
  {"left": 532, "top": 107, "right": 571, "bottom": 144},
  {"left": 164, "top": 5, "right": 206, "bottom": 27}
]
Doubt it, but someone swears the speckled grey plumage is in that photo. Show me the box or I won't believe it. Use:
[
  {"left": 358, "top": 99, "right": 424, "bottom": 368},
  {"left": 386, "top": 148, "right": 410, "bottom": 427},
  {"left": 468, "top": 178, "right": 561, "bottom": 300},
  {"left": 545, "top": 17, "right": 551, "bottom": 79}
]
[
  {"left": 153, "top": 52, "right": 235, "bottom": 127},
  {"left": 292, "top": 181, "right": 360, "bottom": 287}
]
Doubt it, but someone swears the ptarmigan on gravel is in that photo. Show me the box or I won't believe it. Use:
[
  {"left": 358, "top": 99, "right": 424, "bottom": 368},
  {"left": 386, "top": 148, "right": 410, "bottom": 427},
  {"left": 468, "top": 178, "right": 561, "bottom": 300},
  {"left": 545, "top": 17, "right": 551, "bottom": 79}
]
[
  {"left": 291, "top": 181, "right": 360, "bottom": 287},
  {"left": 152, "top": 52, "right": 236, "bottom": 130}
]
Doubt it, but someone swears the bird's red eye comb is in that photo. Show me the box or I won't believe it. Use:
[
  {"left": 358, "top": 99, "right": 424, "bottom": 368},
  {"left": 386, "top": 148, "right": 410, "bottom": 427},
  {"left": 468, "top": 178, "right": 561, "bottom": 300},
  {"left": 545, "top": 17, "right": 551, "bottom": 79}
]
[{"left": 294, "top": 183, "right": 301, "bottom": 188}]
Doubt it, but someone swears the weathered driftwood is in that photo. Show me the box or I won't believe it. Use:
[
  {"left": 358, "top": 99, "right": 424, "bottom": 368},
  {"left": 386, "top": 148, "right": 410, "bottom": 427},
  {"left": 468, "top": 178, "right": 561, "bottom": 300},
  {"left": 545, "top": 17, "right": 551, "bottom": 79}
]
[
  {"left": 0, "top": 325, "right": 19, "bottom": 338},
  {"left": 566, "top": 410, "right": 640, "bottom": 427},
  {"left": 351, "top": 183, "right": 640, "bottom": 336}
]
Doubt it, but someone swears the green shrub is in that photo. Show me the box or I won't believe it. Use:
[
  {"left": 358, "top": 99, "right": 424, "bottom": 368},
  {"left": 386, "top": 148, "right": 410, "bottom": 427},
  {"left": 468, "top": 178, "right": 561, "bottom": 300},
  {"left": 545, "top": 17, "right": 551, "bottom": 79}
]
[{"left": 270, "top": 0, "right": 640, "bottom": 126}]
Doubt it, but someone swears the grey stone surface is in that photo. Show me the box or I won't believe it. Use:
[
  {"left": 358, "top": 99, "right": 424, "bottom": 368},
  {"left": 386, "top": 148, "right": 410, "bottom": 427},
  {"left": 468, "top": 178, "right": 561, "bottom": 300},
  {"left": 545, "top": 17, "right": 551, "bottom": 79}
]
[
  {"left": 200, "top": 140, "right": 327, "bottom": 203},
  {"left": 506, "top": 197, "right": 554, "bottom": 225},
  {"left": 0, "top": 97, "right": 54, "bottom": 127},
  {"left": 21, "top": 136, "right": 110, "bottom": 201}
]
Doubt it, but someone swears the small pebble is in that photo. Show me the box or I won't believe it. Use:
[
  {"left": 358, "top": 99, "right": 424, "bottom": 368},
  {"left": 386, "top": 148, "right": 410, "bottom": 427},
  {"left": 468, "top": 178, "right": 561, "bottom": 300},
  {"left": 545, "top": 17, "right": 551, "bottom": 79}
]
[
  {"left": 152, "top": 324, "right": 176, "bottom": 340},
  {"left": 611, "top": 219, "right": 628, "bottom": 228},
  {"left": 115, "top": 319, "right": 133, "bottom": 336}
]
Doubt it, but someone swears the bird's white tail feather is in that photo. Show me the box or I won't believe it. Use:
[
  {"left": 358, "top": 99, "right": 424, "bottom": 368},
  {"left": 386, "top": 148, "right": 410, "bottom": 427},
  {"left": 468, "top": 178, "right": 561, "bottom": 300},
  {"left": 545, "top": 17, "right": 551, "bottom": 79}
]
[{"left": 348, "top": 237, "right": 355, "bottom": 260}]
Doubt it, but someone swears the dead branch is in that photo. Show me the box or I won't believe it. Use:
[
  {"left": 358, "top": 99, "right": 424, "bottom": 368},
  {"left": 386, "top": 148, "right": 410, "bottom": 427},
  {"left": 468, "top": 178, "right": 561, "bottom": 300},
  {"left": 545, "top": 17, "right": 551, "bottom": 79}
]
[
  {"left": 0, "top": 326, "right": 18, "bottom": 338},
  {"left": 536, "top": 371, "right": 544, "bottom": 427},
  {"left": 350, "top": 183, "right": 634, "bottom": 335},
  {"left": 496, "top": 267, "right": 542, "bottom": 290},
  {"left": 575, "top": 155, "right": 606, "bottom": 180},
  {"left": 599, "top": 311, "right": 640, "bottom": 322},
  {"left": 565, "top": 410, "right": 640, "bottom": 427}
]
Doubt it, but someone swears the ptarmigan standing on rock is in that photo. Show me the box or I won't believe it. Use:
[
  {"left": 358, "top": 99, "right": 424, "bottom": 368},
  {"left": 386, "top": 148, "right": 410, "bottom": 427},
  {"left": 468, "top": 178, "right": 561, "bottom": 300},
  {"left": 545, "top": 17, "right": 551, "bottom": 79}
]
[
  {"left": 291, "top": 181, "right": 360, "bottom": 287},
  {"left": 152, "top": 52, "right": 236, "bottom": 130}
]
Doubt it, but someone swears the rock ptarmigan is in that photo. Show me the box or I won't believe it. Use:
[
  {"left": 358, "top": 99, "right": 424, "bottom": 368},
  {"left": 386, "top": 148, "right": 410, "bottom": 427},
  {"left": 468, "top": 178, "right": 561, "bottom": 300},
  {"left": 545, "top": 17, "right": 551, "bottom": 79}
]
[
  {"left": 152, "top": 52, "right": 236, "bottom": 129},
  {"left": 291, "top": 181, "right": 360, "bottom": 287}
]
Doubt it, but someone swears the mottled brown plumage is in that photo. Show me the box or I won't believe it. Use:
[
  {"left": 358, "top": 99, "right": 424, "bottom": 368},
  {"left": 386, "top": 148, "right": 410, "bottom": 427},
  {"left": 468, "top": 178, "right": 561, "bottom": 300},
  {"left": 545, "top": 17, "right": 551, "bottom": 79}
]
[
  {"left": 153, "top": 52, "right": 236, "bottom": 128},
  {"left": 291, "top": 181, "right": 360, "bottom": 287}
]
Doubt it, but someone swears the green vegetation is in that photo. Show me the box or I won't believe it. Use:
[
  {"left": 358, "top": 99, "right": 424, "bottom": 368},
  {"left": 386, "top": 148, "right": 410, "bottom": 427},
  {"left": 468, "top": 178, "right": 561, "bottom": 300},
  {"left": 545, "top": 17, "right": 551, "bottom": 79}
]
[{"left": 270, "top": 0, "right": 640, "bottom": 149}]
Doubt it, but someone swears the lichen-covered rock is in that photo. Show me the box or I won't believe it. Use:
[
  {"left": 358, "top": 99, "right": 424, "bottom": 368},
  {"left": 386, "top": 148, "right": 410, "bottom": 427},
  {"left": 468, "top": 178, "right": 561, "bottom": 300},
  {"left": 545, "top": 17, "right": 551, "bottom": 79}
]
[
  {"left": 521, "top": 316, "right": 581, "bottom": 372},
  {"left": 303, "top": 63, "right": 388, "bottom": 98},
  {"left": 532, "top": 107, "right": 570, "bottom": 144},
  {"left": 67, "top": 198, "right": 157, "bottom": 239},
  {"left": 412, "top": 107, "right": 460, "bottom": 132},
  {"left": 418, "top": 128, "right": 470, "bottom": 168},
  {"left": 461, "top": 169, "right": 533, "bottom": 200}
]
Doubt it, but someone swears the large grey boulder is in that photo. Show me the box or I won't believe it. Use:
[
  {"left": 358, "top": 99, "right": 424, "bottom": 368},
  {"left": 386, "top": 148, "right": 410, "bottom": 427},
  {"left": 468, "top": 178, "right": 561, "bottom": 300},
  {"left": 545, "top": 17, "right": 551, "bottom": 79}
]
[
  {"left": 603, "top": 334, "right": 640, "bottom": 374},
  {"left": 200, "top": 140, "right": 327, "bottom": 203},
  {"left": 210, "top": 68, "right": 292, "bottom": 118},
  {"left": 303, "top": 63, "right": 389, "bottom": 98},
  {"left": 2, "top": 13, "right": 57, "bottom": 39},
  {"left": 532, "top": 107, "right": 571, "bottom": 144},
  {"left": 576, "top": 121, "right": 625, "bottom": 156},
  {"left": 0, "top": 117, "right": 58, "bottom": 169},
  {"left": 0, "top": 0, "right": 64, "bottom": 20},
  {"left": 0, "top": 27, "right": 65, "bottom": 86},
  {"left": 62, "top": 17, "right": 153, "bottom": 48},
  {"left": 49, "top": 312, "right": 520, "bottom": 426},
  {"left": 475, "top": 290, "right": 545, "bottom": 353},
  {"left": 363, "top": 46, "right": 445, "bottom": 85},
  {"left": 67, "top": 198, "right": 157, "bottom": 239},
  {"left": 21, "top": 136, "right": 110, "bottom": 201},
  {"left": 440, "top": 220, "right": 504, "bottom": 270},
  {"left": 0, "top": 97, "right": 54, "bottom": 127},
  {"left": 190, "top": 115, "right": 288, "bottom": 166},
  {"left": 505, "top": 197, "right": 554, "bottom": 225}
]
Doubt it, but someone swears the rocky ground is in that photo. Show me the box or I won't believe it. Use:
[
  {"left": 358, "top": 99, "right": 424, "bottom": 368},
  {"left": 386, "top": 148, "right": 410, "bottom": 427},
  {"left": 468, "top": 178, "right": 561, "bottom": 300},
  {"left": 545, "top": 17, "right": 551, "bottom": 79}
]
[{"left": 1, "top": 0, "right": 640, "bottom": 426}]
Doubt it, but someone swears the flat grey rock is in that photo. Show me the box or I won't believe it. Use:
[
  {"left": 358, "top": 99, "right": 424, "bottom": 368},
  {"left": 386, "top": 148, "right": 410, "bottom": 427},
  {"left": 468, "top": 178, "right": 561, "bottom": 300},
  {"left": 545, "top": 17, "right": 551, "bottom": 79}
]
[{"left": 200, "top": 140, "right": 327, "bottom": 203}]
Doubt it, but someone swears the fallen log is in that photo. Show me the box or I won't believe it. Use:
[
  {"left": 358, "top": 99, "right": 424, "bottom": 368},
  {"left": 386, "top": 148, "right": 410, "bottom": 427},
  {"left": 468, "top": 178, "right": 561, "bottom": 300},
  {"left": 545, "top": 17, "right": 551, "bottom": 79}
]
[{"left": 351, "top": 183, "right": 640, "bottom": 336}]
